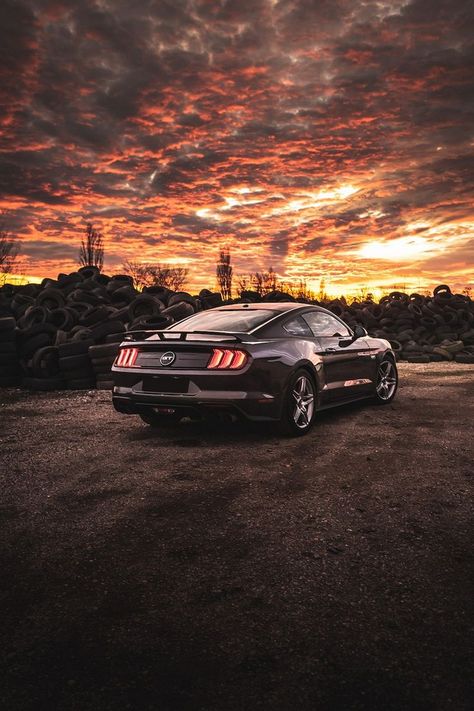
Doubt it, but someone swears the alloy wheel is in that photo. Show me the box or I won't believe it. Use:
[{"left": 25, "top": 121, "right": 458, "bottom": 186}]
[
  {"left": 376, "top": 360, "right": 397, "bottom": 401},
  {"left": 292, "top": 375, "right": 315, "bottom": 429}
]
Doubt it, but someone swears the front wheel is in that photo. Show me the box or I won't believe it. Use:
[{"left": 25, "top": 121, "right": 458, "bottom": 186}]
[
  {"left": 278, "top": 369, "right": 317, "bottom": 436},
  {"left": 373, "top": 358, "right": 398, "bottom": 404}
]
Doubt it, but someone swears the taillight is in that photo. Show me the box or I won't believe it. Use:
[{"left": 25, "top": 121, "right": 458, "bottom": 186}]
[
  {"left": 207, "top": 348, "right": 248, "bottom": 370},
  {"left": 115, "top": 347, "right": 139, "bottom": 367}
]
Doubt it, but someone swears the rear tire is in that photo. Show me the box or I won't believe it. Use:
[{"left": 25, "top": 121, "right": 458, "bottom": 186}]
[{"left": 277, "top": 369, "right": 316, "bottom": 437}]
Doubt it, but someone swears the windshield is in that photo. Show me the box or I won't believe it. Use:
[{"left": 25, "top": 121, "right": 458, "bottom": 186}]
[{"left": 167, "top": 309, "right": 277, "bottom": 333}]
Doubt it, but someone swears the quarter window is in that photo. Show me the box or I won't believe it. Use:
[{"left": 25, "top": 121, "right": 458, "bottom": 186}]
[
  {"left": 282, "top": 316, "right": 313, "bottom": 336},
  {"left": 303, "top": 311, "right": 351, "bottom": 338}
]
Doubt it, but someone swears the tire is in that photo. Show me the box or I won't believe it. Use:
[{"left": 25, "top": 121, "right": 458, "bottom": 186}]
[
  {"left": 161, "top": 301, "right": 194, "bottom": 321},
  {"left": 104, "top": 332, "right": 126, "bottom": 344},
  {"left": 277, "top": 369, "right": 316, "bottom": 436},
  {"left": 455, "top": 353, "right": 474, "bottom": 363},
  {"left": 0, "top": 353, "right": 17, "bottom": 365},
  {"left": 167, "top": 292, "right": 197, "bottom": 309},
  {"left": 139, "top": 411, "right": 183, "bottom": 427},
  {"left": 372, "top": 358, "right": 398, "bottom": 404},
  {"left": 50, "top": 307, "right": 77, "bottom": 331},
  {"left": 31, "top": 346, "right": 60, "bottom": 377},
  {"left": 1, "top": 365, "right": 19, "bottom": 377},
  {"left": 91, "top": 356, "right": 116, "bottom": 367},
  {"left": 128, "top": 314, "right": 174, "bottom": 331},
  {"left": 71, "top": 327, "right": 94, "bottom": 342},
  {"left": 0, "top": 317, "right": 16, "bottom": 332},
  {"left": 127, "top": 295, "right": 164, "bottom": 321},
  {"left": 58, "top": 339, "right": 94, "bottom": 357},
  {"left": 19, "top": 333, "right": 52, "bottom": 359},
  {"left": 36, "top": 288, "right": 65, "bottom": 309},
  {"left": 59, "top": 353, "right": 91, "bottom": 371},
  {"left": 77, "top": 265, "right": 101, "bottom": 278},
  {"left": 88, "top": 343, "right": 120, "bottom": 359},
  {"left": 79, "top": 305, "right": 110, "bottom": 327},
  {"left": 0, "top": 330, "right": 16, "bottom": 344},
  {"left": 90, "top": 319, "right": 124, "bottom": 342},
  {"left": 407, "top": 355, "right": 430, "bottom": 363},
  {"left": 21, "top": 305, "right": 51, "bottom": 329}
]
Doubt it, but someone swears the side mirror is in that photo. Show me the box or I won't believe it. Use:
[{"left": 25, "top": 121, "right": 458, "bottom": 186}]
[
  {"left": 353, "top": 324, "right": 368, "bottom": 339},
  {"left": 339, "top": 323, "right": 367, "bottom": 347}
]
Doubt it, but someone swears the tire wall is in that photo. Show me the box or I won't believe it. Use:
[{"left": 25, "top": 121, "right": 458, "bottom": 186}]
[{"left": 0, "top": 275, "right": 473, "bottom": 391}]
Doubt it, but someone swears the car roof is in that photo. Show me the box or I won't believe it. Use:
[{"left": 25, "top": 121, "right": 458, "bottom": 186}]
[{"left": 216, "top": 302, "right": 308, "bottom": 312}]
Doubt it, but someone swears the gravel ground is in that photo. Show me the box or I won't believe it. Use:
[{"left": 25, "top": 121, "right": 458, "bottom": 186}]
[{"left": 0, "top": 363, "right": 473, "bottom": 711}]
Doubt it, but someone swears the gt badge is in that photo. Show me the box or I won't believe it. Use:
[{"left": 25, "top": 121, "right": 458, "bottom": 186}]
[{"left": 160, "top": 351, "right": 176, "bottom": 367}]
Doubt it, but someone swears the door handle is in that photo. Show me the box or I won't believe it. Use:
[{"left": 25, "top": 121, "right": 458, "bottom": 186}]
[{"left": 324, "top": 347, "right": 337, "bottom": 352}]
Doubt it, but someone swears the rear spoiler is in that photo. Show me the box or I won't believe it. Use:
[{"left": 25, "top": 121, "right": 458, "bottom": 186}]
[{"left": 122, "top": 329, "right": 243, "bottom": 343}]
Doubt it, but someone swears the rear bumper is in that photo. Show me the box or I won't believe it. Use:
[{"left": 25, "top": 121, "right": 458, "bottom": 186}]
[{"left": 112, "top": 376, "right": 282, "bottom": 422}]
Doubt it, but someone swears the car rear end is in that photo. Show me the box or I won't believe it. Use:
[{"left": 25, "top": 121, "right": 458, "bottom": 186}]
[{"left": 111, "top": 330, "right": 287, "bottom": 422}]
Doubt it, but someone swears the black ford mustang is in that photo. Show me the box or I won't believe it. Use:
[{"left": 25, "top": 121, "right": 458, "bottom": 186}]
[{"left": 112, "top": 303, "right": 398, "bottom": 435}]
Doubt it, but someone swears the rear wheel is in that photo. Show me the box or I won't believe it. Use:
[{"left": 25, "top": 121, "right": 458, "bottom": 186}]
[
  {"left": 139, "top": 411, "right": 182, "bottom": 428},
  {"left": 278, "top": 369, "right": 316, "bottom": 436},
  {"left": 373, "top": 358, "right": 398, "bottom": 404}
]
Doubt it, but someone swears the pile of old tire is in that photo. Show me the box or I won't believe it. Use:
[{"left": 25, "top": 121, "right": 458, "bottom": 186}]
[
  {"left": 1, "top": 273, "right": 473, "bottom": 393},
  {"left": 232, "top": 284, "right": 474, "bottom": 362},
  {"left": 0, "top": 268, "right": 220, "bottom": 391},
  {"left": 322, "top": 285, "right": 474, "bottom": 363}
]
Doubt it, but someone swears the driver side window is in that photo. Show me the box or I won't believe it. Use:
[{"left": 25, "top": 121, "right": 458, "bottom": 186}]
[{"left": 303, "top": 311, "right": 351, "bottom": 338}]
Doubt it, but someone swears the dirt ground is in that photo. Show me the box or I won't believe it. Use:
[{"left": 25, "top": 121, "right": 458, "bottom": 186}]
[{"left": 0, "top": 363, "right": 473, "bottom": 711}]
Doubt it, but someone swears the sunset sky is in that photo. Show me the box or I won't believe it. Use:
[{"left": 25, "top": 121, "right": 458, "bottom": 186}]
[{"left": 1, "top": 0, "right": 473, "bottom": 295}]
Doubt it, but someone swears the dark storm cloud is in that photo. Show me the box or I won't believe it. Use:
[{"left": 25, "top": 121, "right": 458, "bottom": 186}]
[{"left": 0, "top": 0, "right": 473, "bottom": 290}]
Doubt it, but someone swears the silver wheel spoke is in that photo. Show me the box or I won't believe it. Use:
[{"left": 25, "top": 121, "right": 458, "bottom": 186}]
[
  {"left": 292, "top": 376, "right": 315, "bottom": 428},
  {"left": 376, "top": 361, "right": 397, "bottom": 400}
]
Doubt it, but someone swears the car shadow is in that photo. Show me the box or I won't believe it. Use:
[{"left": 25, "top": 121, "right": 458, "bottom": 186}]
[{"left": 126, "top": 398, "right": 377, "bottom": 446}]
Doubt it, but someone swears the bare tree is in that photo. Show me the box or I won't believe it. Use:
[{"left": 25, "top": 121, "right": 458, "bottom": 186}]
[
  {"left": 279, "top": 278, "right": 315, "bottom": 300},
  {"left": 122, "top": 260, "right": 154, "bottom": 290},
  {"left": 0, "top": 215, "right": 20, "bottom": 284},
  {"left": 79, "top": 223, "right": 104, "bottom": 271},
  {"left": 317, "top": 277, "right": 328, "bottom": 302},
  {"left": 236, "top": 275, "right": 249, "bottom": 295},
  {"left": 123, "top": 261, "right": 188, "bottom": 292},
  {"left": 216, "top": 248, "right": 233, "bottom": 300},
  {"left": 236, "top": 267, "right": 277, "bottom": 296},
  {"left": 251, "top": 266, "right": 277, "bottom": 296},
  {"left": 156, "top": 265, "right": 188, "bottom": 292}
]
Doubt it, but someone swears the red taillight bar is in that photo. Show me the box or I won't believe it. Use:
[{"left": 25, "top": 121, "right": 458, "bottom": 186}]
[
  {"left": 207, "top": 348, "right": 248, "bottom": 370},
  {"left": 116, "top": 347, "right": 139, "bottom": 367}
]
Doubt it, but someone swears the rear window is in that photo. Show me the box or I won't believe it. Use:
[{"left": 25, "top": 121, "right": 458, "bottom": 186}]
[{"left": 167, "top": 309, "right": 277, "bottom": 333}]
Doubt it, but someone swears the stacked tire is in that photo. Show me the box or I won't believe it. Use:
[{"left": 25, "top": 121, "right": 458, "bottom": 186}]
[
  {"left": 89, "top": 341, "right": 121, "bottom": 390},
  {"left": 1, "top": 272, "right": 473, "bottom": 393},
  {"left": 0, "top": 266, "right": 213, "bottom": 391},
  {"left": 58, "top": 339, "right": 95, "bottom": 390},
  {"left": 0, "top": 317, "right": 20, "bottom": 387}
]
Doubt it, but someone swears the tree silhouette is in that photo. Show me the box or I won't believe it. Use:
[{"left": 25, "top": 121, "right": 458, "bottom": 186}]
[
  {"left": 216, "top": 248, "right": 232, "bottom": 300},
  {"left": 0, "top": 214, "right": 20, "bottom": 284},
  {"left": 79, "top": 223, "right": 104, "bottom": 271},
  {"left": 123, "top": 260, "right": 188, "bottom": 291}
]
